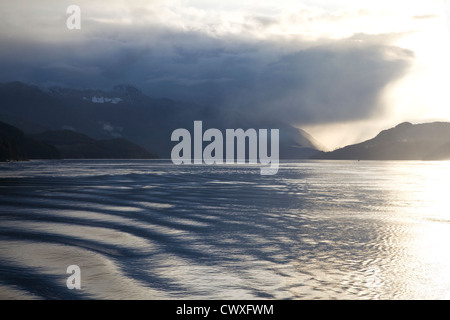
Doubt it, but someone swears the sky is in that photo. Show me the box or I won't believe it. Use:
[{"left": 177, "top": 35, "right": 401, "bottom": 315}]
[{"left": 1, "top": 0, "right": 450, "bottom": 150}]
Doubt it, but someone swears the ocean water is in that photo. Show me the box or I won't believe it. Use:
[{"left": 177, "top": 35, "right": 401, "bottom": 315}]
[{"left": 1, "top": 159, "right": 450, "bottom": 300}]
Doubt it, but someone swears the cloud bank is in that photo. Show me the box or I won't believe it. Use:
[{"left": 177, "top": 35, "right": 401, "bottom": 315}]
[{"left": 0, "top": 1, "right": 415, "bottom": 128}]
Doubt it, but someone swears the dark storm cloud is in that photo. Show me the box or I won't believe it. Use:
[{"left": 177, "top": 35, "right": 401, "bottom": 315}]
[{"left": 0, "top": 21, "right": 413, "bottom": 126}]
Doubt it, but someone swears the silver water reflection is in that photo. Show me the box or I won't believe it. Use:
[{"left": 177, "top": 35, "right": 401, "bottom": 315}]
[{"left": 1, "top": 160, "right": 450, "bottom": 299}]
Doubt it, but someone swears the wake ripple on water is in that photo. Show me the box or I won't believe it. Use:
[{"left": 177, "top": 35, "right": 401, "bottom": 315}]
[{"left": 1, "top": 160, "right": 450, "bottom": 299}]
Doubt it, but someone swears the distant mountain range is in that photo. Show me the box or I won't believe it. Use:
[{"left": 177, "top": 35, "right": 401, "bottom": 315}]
[
  {"left": 0, "top": 121, "right": 156, "bottom": 162},
  {"left": 0, "top": 121, "right": 60, "bottom": 161},
  {"left": 30, "top": 130, "right": 157, "bottom": 160},
  {"left": 312, "top": 122, "right": 450, "bottom": 161},
  {"left": 4, "top": 81, "right": 449, "bottom": 163},
  {"left": 0, "top": 81, "right": 323, "bottom": 159}
]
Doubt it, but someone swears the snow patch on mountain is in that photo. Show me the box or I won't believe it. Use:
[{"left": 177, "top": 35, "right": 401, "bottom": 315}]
[{"left": 83, "top": 96, "right": 123, "bottom": 104}]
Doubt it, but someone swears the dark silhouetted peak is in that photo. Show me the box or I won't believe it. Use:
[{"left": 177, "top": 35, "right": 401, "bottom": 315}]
[
  {"left": 113, "top": 84, "right": 141, "bottom": 95},
  {"left": 0, "top": 121, "right": 60, "bottom": 161},
  {"left": 0, "top": 81, "right": 48, "bottom": 99},
  {"left": 311, "top": 121, "right": 450, "bottom": 160},
  {"left": 395, "top": 122, "right": 413, "bottom": 129}
]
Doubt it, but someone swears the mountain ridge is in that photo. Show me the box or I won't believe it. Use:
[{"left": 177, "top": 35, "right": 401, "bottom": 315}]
[
  {"left": 30, "top": 129, "right": 158, "bottom": 160},
  {"left": 311, "top": 121, "right": 450, "bottom": 160},
  {"left": 0, "top": 121, "right": 61, "bottom": 161},
  {"left": 0, "top": 121, "right": 158, "bottom": 162},
  {"left": 0, "top": 81, "right": 323, "bottom": 159}
]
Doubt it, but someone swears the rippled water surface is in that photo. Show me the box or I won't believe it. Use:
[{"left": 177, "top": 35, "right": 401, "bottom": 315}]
[{"left": 1, "top": 160, "right": 450, "bottom": 299}]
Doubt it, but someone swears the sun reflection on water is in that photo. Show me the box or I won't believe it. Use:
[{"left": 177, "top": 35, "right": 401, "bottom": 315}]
[{"left": 389, "top": 161, "right": 450, "bottom": 299}]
